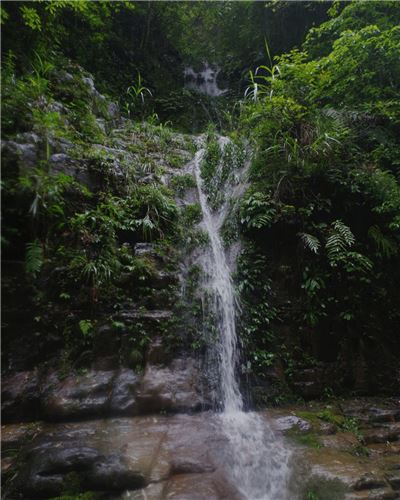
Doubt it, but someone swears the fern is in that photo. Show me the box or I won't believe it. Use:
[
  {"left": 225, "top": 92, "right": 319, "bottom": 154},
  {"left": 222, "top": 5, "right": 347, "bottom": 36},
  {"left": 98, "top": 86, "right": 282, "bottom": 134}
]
[
  {"left": 25, "top": 240, "right": 43, "bottom": 277},
  {"left": 299, "top": 232, "right": 320, "bottom": 254},
  {"left": 368, "top": 225, "right": 397, "bottom": 258},
  {"left": 326, "top": 220, "right": 355, "bottom": 261}
]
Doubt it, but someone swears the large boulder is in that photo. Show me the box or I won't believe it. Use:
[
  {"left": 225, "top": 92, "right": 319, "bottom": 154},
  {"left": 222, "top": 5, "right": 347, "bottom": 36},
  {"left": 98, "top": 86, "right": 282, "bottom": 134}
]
[
  {"left": 41, "top": 370, "right": 114, "bottom": 421},
  {"left": 11, "top": 418, "right": 166, "bottom": 498},
  {"left": 110, "top": 368, "right": 141, "bottom": 415},
  {"left": 1, "top": 371, "right": 41, "bottom": 422},
  {"left": 137, "top": 358, "right": 206, "bottom": 414}
]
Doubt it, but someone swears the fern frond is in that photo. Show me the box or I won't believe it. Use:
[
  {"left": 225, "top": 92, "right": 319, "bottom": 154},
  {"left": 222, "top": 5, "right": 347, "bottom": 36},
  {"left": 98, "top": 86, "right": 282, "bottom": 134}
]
[
  {"left": 25, "top": 240, "right": 43, "bottom": 277},
  {"left": 326, "top": 220, "right": 355, "bottom": 262},
  {"left": 299, "top": 232, "right": 320, "bottom": 254},
  {"left": 368, "top": 225, "right": 397, "bottom": 258}
]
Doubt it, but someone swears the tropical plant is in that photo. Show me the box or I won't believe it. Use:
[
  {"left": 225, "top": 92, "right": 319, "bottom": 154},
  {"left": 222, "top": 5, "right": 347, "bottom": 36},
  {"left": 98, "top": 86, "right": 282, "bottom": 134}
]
[
  {"left": 124, "top": 72, "right": 153, "bottom": 119},
  {"left": 25, "top": 240, "right": 44, "bottom": 277}
]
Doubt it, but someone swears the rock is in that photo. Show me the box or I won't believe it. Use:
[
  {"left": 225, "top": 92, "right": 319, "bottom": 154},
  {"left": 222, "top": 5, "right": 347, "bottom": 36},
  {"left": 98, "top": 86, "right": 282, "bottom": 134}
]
[
  {"left": 110, "top": 369, "right": 141, "bottom": 415},
  {"left": 18, "top": 442, "right": 101, "bottom": 497},
  {"left": 137, "top": 358, "right": 205, "bottom": 414},
  {"left": 122, "top": 482, "right": 166, "bottom": 499},
  {"left": 49, "top": 153, "right": 95, "bottom": 189},
  {"left": 319, "top": 422, "right": 337, "bottom": 435},
  {"left": 292, "top": 380, "right": 323, "bottom": 399},
  {"left": 87, "top": 454, "right": 146, "bottom": 490},
  {"left": 13, "top": 418, "right": 167, "bottom": 498},
  {"left": 118, "top": 309, "right": 174, "bottom": 336},
  {"left": 1, "top": 423, "right": 43, "bottom": 452},
  {"left": 2, "top": 140, "right": 37, "bottom": 174},
  {"left": 135, "top": 243, "right": 157, "bottom": 257},
  {"left": 369, "top": 407, "right": 400, "bottom": 424},
  {"left": 41, "top": 370, "right": 114, "bottom": 420},
  {"left": 346, "top": 489, "right": 398, "bottom": 499},
  {"left": 341, "top": 399, "right": 400, "bottom": 425},
  {"left": 320, "top": 431, "right": 359, "bottom": 450},
  {"left": 386, "top": 470, "right": 400, "bottom": 490},
  {"left": 363, "top": 424, "right": 400, "bottom": 445},
  {"left": 163, "top": 473, "right": 221, "bottom": 500},
  {"left": 353, "top": 473, "right": 387, "bottom": 491},
  {"left": 15, "top": 132, "right": 41, "bottom": 145},
  {"left": 146, "top": 337, "right": 168, "bottom": 365},
  {"left": 96, "top": 117, "right": 107, "bottom": 133},
  {"left": 1, "top": 371, "right": 41, "bottom": 423},
  {"left": 274, "top": 416, "right": 312, "bottom": 433},
  {"left": 108, "top": 102, "right": 120, "bottom": 120}
]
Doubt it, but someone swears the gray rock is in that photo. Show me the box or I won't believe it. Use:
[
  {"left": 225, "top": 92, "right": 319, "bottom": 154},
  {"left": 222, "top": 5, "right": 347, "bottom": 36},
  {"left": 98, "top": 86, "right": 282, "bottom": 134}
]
[
  {"left": 146, "top": 337, "right": 168, "bottom": 365},
  {"left": 18, "top": 442, "right": 100, "bottom": 497},
  {"left": 386, "top": 470, "right": 400, "bottom": 490},
  {"left": 1, "top": 371, "right": 41, "bottom": 423},
  {"left": 108, "top": 102, "right": 120, "bottom": 119},
  {"left": 1, "top": 140, "right": 37, "bottom": 173},
  {"left": 363, "top": 423, "right": 400, "bottom": 444},
  {"left": 41, "top": 370, "right": 114, "bottom": 421},
  {"left": 137, "top": 358, "right": 206, "bottom": 413},
  {"left": 274, "top": 415, "right": 312, "bottom": 433},
  {"left": 110, "top": 369, "right": 141, "bottom": 415},
  {"left": 87, "top": 454, "right": 146, "bottom": 490},
  {"left": 49, "top": 153, "right": 97, "bottom": 189}
]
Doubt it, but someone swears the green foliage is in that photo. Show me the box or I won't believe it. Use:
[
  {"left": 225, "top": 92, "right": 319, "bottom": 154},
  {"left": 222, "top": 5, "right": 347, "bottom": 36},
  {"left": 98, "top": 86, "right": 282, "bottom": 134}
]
[
  {"left": 25, "top": 240, "right": 43, "bottom": 278},
  {"left": 325, "top": 220, "right": 355, "bottom": 265},
  {"left": 124, "top": 72, "right": 153, "bottom": 119},
  {"left": 288, "top": 429, "right": 321, "bottom": 449},
  {"left": 302, "top": 476, "right": 347, "bottom": 500},
  {"left": 240, "top": 192, "right": 277, "bottom": 229},
  {"left": 170, "top": 174, "right": 196, "bottom": 195},
  {"left": 78, "top": 320, "right": 93, "bottom": 337},
  {"left": 236, "top": 1, "right": 400, "bottom": 397},
  {"left": 300, "top": 233, "right": 320, "bottom": 254}
]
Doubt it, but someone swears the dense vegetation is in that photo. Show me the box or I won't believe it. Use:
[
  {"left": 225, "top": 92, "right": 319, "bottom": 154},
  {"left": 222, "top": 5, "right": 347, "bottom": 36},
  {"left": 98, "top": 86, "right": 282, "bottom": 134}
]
[{"left": 2, "top": 1, "right": 399, "bottom": 401}]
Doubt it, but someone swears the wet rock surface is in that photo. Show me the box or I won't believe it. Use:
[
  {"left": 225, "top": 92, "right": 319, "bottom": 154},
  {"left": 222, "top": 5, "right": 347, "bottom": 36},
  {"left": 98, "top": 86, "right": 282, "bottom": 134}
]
[
  {"left": 2, "top": 359, "right": 207, "bottom": 424},
  {"left": 267, "top": 398, "right": 400, "bottom": 500},
  {"left": 2, "top": 398, "right": 400, "bottom": 499}
]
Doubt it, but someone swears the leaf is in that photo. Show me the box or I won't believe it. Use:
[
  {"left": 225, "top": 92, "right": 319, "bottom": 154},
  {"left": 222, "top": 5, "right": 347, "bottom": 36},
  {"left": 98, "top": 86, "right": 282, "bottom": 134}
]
[
  {"left": 25, "top": 240, "right": 43, "bottom": 277},
  {"left": 79, "top": 320, "right": 93, "bottom": 337},
  {"left": 299, "top": 232, "right": 320, "bottom": 254}
]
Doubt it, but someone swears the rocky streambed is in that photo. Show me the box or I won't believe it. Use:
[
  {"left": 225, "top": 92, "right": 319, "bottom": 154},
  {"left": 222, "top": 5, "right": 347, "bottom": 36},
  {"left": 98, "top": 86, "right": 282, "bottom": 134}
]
[{"left": 2, "top": 364, "right": 400, "bottom": 499}]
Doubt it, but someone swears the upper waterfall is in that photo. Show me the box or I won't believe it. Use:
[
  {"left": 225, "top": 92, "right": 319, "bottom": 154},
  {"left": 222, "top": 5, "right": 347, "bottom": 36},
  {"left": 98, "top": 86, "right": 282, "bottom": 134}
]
[{"left": 184, "top": 63, "right": 227, "bottom": 97}]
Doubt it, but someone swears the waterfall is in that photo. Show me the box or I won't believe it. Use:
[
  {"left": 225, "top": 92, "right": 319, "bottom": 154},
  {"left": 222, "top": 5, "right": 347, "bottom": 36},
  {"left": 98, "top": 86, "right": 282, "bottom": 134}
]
[
  {"left": 184, "top": 63, "right": 227, "bottom": 97},
  {"left": 193, "top": 137, "right": 292, "bottom": 500}
]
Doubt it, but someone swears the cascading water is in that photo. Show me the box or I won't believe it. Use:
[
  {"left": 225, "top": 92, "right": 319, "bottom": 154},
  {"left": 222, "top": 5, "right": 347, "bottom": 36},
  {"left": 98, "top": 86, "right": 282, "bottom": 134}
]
[
  {"left": 193, "top": 137, "right": 292, "bottom": 500},
  {"left": 184, "top": 63, "right": 227, "bottom": 97}
]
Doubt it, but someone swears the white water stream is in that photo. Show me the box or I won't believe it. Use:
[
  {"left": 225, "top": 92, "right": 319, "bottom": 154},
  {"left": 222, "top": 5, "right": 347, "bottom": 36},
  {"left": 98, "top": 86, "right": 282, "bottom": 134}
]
[
  {"left": 184, "top": 63, "right": 227, "bottom": 97},
  {"left": 193, "top": 138, "right": 292, "bottom": 500}
]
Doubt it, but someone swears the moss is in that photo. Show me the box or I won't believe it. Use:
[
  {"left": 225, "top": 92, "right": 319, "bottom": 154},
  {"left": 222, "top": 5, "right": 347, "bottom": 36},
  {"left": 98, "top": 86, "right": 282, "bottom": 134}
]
[
  {"left": 316, "top": 409, "right": 345, "bottom": 427},
  {"left": 295, "top": 411, "right": 321, "bottom": 427},
  {"left": 301, "top": 476, "right": 347, "bottom": 500},
  {"left": 287, "top": 429, "right": 322, "bottom": 449}
]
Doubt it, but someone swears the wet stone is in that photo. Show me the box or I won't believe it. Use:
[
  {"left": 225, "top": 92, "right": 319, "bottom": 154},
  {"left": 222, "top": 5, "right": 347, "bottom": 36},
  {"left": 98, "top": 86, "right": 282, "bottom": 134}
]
[
  {"left": 41, "top": 370, "right": 114, "bottom": 421},
  {"left": 1, "top": 423, "right": 43, "bottom": 452},
  {"left": 346, "top": 489, "right": 398, "bottom": 499},
  {"left": 353, "top": 472, "right": 387, "bottom": 491},
  {"left": 110, "top": 369, "right": 141, "bottom": 416},
  {"left": 363, "top": 424, "right": 400, "bottom": 445},
  {"left": 386, "top": 470, "right": 400, "bottom": 490},
  {"left": 274, "top": 415, "right": 312, "bottom": 433},
  {"left": 137, "top": 358, "right": 206, "bottom": 414},
  {"left": 1, "top": 370, "right": 41, "bottom": 423}
]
